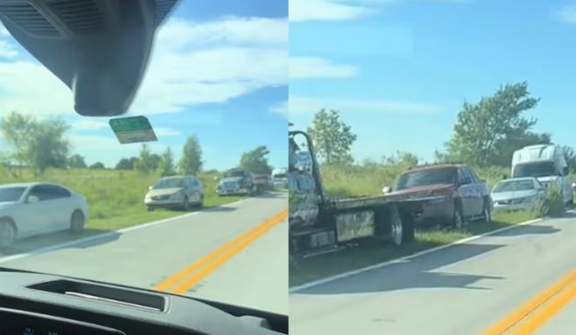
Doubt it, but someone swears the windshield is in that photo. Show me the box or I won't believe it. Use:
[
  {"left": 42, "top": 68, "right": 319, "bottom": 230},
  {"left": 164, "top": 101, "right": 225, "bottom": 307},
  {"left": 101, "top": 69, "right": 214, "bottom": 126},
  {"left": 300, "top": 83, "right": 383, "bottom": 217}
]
[
  {"left": 0, "top": 0, "right": 288, "bottom": 316},
  {"left": 493, "top": 179, "right": 536, "bottom": 193},
  {"left": 0, "top": 187, "right": 26, "bottom": 202},
  {"left": 512, "top": 161, "right": 558, "bottom": 178},
  {"left": 395, "top": 168, "right": 456, "bottom": 190},
  {"left": 273, "top": 173, "right": 286, "bottom": 179},
  {"left": 152, "top": 177, "right": 185, "bottom": 189},
  {"left": 223, "top": 170, "right": 244, "bottom": 178}
]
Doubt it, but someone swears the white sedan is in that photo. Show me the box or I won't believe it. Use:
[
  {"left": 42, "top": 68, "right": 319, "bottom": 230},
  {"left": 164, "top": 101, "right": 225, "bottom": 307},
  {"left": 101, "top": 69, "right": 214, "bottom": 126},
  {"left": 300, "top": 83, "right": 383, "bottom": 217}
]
[
  {"left": 491, "top": 177, "right": 546, "bottom": 212},
  {"left": 0, "top": 182, "right": 89, "bottom": 248}
]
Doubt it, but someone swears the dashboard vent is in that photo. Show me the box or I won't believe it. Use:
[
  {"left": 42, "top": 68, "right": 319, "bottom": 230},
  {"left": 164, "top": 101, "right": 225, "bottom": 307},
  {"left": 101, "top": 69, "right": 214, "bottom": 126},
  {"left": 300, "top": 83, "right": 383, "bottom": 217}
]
[
  {"left": 0, "top": 2, "right": 59, "bottom": 36},
  {"left": 48, "top": 0, "right": 104, "bottom": 34}
]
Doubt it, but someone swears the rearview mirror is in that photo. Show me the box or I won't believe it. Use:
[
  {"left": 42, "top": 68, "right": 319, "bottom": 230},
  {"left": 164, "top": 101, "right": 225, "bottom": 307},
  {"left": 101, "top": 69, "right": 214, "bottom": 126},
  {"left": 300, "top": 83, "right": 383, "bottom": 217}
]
[
  {"left": 0, "top": 0, "right": 180, "bottom": 116},
  {"left": 27, "top": 195, "right": 39, "bottom": 203}
]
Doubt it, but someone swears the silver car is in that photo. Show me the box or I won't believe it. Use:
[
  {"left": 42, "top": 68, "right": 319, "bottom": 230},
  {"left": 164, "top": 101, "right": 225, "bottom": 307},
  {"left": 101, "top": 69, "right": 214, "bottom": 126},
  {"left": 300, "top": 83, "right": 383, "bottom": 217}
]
[
  {"left": 144, "top": 175, "right": 204, "bottom": 211},
  {"left": 491, "top": 177, "right": 546, "bottom": 212},
  {"left": 0, "top": 182, "right": 89, "bottom": 248}
]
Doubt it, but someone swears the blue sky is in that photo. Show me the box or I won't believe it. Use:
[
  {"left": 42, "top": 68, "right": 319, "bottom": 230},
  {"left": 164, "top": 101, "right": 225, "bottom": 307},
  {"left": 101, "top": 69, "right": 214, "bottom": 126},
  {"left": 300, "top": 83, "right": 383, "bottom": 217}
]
[
  {"left": 0, "top": 0, "right": 288, "bottom": 170},
  {"left": 289, "top": 0, "right": 576, "bottom": 164}
]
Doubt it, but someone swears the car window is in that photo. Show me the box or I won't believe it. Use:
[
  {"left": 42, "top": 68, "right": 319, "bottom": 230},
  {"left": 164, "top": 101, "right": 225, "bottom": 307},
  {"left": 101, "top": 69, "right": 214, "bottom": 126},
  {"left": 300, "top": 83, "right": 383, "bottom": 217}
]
[
  {"left": 28, "top": 185, "right": 51, "bottom": 201},
  {"left": 466, "top": 167, "right": 480, "bottom": 183},
  {"left": 459, "top": 168, "right": 472, "bottom": 184},
  {"left": 396, "top": 167, "right": 457, "bottom": 190}
]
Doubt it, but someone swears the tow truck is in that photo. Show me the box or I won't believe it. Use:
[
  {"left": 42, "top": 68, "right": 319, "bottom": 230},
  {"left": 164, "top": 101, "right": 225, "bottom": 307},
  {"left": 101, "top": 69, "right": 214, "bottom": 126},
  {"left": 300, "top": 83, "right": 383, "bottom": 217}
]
[{"left": 289, "top": 127, "right": 443, "bottom": 258}]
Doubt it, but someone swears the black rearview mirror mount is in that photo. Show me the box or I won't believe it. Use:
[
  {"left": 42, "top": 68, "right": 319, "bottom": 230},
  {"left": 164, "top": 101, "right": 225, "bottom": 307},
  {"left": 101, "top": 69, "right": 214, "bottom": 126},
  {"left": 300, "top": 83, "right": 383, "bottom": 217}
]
[{"left": 0, "top": 0, "right": 180, "bottom": 117}]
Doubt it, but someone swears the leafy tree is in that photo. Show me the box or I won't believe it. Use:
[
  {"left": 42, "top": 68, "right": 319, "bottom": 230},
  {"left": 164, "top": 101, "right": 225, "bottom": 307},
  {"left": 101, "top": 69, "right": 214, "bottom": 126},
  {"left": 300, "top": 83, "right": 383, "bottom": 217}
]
[
  {"left": 239, "top": 145, "right": 272, "bottom": 174},
  {"left": 134, "top": 144, "right": 155, "bottom": 174},
  {"left": 307, "top": 109, "right": 357, "bottom": 165},
  {"left": 68, "top": 154, "right": 87, "bottom": 169},
  {"left": 179, "top": 135, "right": 203, "bottom": 175},
  {"left": 116, "top": 157, "right": 138, "bottom": 170},
  {"left": 149, "top": 153, "right": 161, "bottom": 170},
  {"left": 0, "top": 111, "right": 36, "bottom": 174},
  {"left": 89, "top": 162, "right": 105, "bottom": 169},
  {"left": 563, "top": 146, "right": 576, "bottom": 173},
  {"left": 440, "top": 82, "right": 546, "bottom": 167},
  {"left": 158, "top": 147, "right": 176, "bottom": 176}
]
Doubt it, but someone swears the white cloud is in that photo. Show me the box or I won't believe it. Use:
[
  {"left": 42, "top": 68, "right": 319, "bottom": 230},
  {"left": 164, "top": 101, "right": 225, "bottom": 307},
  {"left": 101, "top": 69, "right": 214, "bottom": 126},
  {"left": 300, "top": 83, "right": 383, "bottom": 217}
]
[
  {"left": 0, "top": 16, "right": 288, "bottom": 117},
  {"left": 290, "top": 0, "right": 470, "bottom": 22},
  {"left": 269, "top": 101, "right": 288, "bottom": 118},
  {"left": 290, "top": 57, "right": 358, "bottom": 79},
  {"left": 555, "top": 5, "right": 576, "bottom": 23},
  {"left": 290, "top": 0, "right": 375, "bottom": 22},
  {"left": 289, "top": 96, "right": 441, "bottom": 115}
]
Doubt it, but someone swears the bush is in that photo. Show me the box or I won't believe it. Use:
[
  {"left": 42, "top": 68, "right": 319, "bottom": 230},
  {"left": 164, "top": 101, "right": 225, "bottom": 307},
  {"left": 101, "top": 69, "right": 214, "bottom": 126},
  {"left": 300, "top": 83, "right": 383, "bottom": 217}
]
[{"left": 538, "top": 184, "right": 566, "bottom": 217}]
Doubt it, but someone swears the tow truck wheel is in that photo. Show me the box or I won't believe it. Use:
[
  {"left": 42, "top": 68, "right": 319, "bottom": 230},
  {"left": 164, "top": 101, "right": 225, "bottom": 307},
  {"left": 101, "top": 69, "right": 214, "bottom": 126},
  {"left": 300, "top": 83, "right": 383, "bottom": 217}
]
[{"left": 389, "top": 206, "right": 404, "bottom": 246}]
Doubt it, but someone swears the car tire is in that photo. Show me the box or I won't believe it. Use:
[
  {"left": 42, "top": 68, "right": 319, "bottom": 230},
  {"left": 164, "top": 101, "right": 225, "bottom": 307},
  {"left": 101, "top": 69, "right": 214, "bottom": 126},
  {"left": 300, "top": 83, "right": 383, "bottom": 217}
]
[
  {"left": 70, "top": 210, "right": 85, "bottom": 234},
  {"left": 481, "top": 197, "right": 492, "bottom": 223},
  {"left": 0, "top": 218, "right": 16, "bottom": 249},
  {"left": 182, "top": 196, "right": 190, "bottom": 211},
  {"left": 388, "top": 205, "right": 404, "bottom": 247},
  {"left": 452, "top": 201, "right": 465, "bottom": 230}
]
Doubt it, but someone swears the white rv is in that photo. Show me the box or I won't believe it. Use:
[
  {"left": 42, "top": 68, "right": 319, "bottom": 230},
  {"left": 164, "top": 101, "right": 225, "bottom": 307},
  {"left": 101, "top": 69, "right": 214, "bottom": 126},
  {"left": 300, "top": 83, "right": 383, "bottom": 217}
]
[{"left": 511, "top": 144, "right": 573, "bottom": 205}]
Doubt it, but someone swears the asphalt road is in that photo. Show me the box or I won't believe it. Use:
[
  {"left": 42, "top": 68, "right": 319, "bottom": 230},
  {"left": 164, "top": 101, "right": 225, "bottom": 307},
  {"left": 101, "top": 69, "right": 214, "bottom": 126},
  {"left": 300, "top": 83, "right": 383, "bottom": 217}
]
[
  {"left": 0, "top": 191, "right": 288, "bottom": 315},
  {"left": 290, "top": 211, "right": 576, "bottom": 335}
]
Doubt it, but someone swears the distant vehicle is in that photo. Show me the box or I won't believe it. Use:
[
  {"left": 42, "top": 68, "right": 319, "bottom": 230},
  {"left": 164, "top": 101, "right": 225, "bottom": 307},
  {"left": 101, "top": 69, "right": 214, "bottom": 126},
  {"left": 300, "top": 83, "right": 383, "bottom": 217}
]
[
  {"left": 491, "top": 177, "right": 546, "bottom": 212},
  {"left": 253, "top": 174, "right": 271, "bottom": 193},
  {"left": 217, "top": 169, "right": 254, "bottom": 196},
  {"left": 0, "top": 182, "right": 89, "bottom": 248},
  {"left": 385, "top": 164, "right": 493, "bottom": 228},
  {"left": 512, "top": 144, "right": 573, "bottom": 206},
  {"left": 271, "top": 168, "right": 287, "bottom": 188},
  {"left": 145, "top": 175, "right": 204, "bottom": 211}
]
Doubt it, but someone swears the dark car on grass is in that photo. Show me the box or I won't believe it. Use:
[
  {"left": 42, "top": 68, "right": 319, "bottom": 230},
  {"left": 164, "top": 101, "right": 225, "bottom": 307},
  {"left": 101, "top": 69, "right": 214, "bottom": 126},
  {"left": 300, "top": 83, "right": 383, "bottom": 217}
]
[{"left": 383, "top": 163, "right": 492, "bottom": 228}]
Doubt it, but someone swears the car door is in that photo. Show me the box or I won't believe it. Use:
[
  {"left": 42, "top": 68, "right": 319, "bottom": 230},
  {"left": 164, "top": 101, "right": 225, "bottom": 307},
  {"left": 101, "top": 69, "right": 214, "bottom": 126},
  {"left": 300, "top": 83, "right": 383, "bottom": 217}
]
[
  {"left": 457, "top": 168, "right": 475, "bottom": 217},
  {"left": 464, "top": 167, "right": 485, "bottom": 215},
  {"left": 189, "top": 177, "right": 201, "bottom": 203},
  {"left": 44, "top": 185, "right": 74, "bottom": 229},
  {"left": 19, "top": 185, "right": 60, "bottom": 236}
]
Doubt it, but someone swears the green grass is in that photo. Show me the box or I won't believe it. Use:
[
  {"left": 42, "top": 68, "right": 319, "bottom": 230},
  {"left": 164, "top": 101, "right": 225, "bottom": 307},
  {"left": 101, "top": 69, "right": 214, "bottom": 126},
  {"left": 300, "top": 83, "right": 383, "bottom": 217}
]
[
  {"left": 289, "top": 164, "right": 558, "bottom": 288},
  {"left": 0, "top": 166, "right": 247, "bottom": 231}
]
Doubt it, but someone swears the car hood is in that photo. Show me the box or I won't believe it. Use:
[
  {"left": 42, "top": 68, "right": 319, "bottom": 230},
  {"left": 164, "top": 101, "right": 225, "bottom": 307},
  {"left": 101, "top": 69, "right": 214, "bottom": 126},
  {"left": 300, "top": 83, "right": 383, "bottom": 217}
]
[
  {"left": 147, "top": 187, "right": 183, "bottom": 197},
  {"left": 536, "top": 176, "right": 560, "bottom": 184},
  {"left": 0, "top": 201, "right": 17, "bottom": 209},
  {"left": 220, "top": 177, "right": 243, "bottom": 183},
  {"left": 387, "top": 184, "right": 454, "bottom": 200},
  {"left": 492, "top": 190, "right": 537, "bottom": 201}
]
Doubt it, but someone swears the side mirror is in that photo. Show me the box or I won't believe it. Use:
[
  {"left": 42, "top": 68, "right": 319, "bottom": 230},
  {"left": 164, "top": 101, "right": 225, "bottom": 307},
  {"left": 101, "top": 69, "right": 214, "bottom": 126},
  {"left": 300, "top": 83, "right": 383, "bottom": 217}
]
[
  {"left": 382, "top": 186, "right": 392, "bottom": 194},
  {"left": 148, "top": 186, "right": 153, "bottom": 190},
  {"left": 27, "top": 195, "right": 40, "bottom": 203}
]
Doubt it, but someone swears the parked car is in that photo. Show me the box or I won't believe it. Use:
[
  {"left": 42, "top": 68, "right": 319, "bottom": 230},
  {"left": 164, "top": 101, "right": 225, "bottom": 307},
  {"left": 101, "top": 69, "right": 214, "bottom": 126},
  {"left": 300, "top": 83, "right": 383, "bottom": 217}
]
[
  {"left": 383, "top": 163, "right": 492, "bottom": 228},
  {"left": 253, "top": 174, "right": 271, "bottom": 192},
  {"left": 144, "top": 175, "right": 204, "bottom": 211},
  {"left": 0, "top": 182, "right": 89, "bottom": 248},
  {"left": 491, "top": 177, "right": 546, "bottom": 212},
  {"left": 216, "top": 169, "right": 254, "bottom": 196}
]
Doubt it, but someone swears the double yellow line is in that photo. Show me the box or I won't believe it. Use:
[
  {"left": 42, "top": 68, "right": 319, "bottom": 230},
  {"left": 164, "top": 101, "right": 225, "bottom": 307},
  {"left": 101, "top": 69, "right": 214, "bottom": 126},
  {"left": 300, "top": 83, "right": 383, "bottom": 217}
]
[
  {"left": 154, "top": 208, "right": 288, "bottom": 295},
  {"left": 483, "top": 269, "right": 576, "bottom": 334}
]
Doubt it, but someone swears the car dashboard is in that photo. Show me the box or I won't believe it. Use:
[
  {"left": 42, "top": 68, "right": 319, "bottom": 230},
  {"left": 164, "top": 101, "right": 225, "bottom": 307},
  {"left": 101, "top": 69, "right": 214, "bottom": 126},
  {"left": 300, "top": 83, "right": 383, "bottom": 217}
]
[{"left": 0, "top": 269, "right": 287, "bottom": 335}]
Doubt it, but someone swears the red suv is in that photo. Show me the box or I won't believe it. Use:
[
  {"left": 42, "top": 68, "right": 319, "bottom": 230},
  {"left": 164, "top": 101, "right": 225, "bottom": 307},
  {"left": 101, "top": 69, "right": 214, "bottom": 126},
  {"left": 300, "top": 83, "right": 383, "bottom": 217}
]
[{"left": 386, "top": 164, "right": 492, "bottom": 228}]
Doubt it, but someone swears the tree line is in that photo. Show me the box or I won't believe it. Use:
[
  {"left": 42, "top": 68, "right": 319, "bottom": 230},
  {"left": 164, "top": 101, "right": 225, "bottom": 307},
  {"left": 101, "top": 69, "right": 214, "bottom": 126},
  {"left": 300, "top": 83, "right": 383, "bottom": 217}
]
[
  {"left": 306, "top": 81, "right": 576, "bottom": 171},
  {"left": 0, "top": 111, "right": 274, "bottom": 176}
]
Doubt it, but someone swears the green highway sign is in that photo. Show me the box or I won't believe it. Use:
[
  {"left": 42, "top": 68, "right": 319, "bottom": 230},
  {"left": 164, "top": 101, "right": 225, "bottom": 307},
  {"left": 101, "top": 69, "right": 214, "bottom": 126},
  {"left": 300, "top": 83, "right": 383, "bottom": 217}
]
[{"left": 109, "top": 115, "right": 158, "bottom": 144}]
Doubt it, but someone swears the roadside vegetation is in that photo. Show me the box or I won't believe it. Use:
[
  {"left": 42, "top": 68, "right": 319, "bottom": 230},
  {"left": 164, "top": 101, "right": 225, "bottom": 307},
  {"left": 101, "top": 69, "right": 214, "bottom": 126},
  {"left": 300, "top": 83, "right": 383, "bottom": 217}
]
[
  {"left": 290, "top": 81, "right": 576, "bottom": 287},
  {"left": 0, "top": 111, "right": 277, "bottom": 233}
]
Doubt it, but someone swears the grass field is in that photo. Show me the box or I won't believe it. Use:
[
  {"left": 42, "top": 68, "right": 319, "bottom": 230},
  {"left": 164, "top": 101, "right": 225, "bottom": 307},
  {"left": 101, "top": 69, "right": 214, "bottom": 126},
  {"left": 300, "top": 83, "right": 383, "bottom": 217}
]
[
  {"left": 289, "top": 164, "right": 573, "bottom": 287},
  {"left": 0, "top": 167, "right": 247, "bottom": 231}
]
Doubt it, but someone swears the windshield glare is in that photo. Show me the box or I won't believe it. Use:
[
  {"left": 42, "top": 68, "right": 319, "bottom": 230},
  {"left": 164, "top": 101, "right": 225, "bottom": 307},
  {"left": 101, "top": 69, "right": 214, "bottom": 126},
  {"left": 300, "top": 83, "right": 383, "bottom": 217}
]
[
  {"left": 396, "top": 168, "right": 456, "bottom": 190},
  {"left": 0, "top": 187, "right": 26, "bottom": 202},
  {"left": 152, "top": 178, "right": 185, "bottom": 189},
  {"left": 512, "top": 162, "right": 557, "bottom": 178},
  {"left": 493, "top": 180, "right": 536, "bottom": 193}
]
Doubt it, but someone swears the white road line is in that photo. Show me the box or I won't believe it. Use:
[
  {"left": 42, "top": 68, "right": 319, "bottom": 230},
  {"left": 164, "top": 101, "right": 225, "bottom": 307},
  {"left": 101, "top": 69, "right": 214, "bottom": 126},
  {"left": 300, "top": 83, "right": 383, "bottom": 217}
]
[
  {"left": 289, "top": 216, "right": 548, "bottom": 293},
  {"left": 0, "top": 197, "right": 255, "bottom": 264}
]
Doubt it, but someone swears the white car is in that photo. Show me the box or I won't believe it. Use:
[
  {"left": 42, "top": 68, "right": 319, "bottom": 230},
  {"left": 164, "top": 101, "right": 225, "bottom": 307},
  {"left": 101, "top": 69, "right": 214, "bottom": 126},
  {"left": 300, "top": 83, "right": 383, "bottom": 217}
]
[
  {"left": 0, "top": 182, "right": 89, "bottom": 248},
  {"left": 491, "top": 177, "right": 546, "bottom": 212}
]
